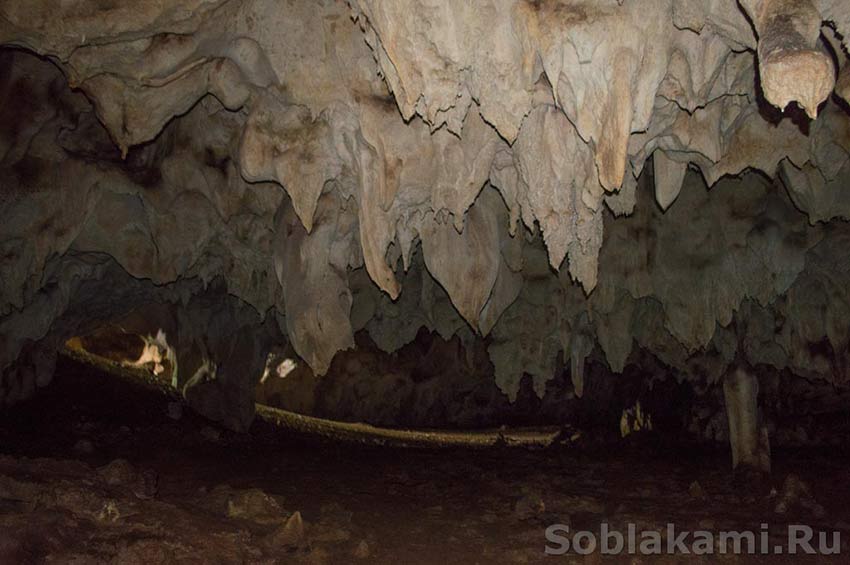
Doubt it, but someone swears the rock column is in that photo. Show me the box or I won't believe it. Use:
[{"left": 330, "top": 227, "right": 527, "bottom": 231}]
[{"left": 723, "top": 365, "right": 771, "bottom": 474}]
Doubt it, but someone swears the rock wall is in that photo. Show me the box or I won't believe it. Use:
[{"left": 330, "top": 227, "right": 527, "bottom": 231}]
[{"left": 2, "top": 0, "right": 850, "bottom": 426}]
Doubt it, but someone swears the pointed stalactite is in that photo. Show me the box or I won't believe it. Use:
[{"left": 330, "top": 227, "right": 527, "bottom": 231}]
[
  {"left": 653, "top": 151, "right": 687, "bottom": 211},
  {"left": 420, "top": 192, "right": 501, "bottom": 331},
  {"left": 274, "top": 195, "right": 356, "bottom": 375},
  {"left": 595, "top": 54, "right": 635, "bottom": 192},
  {"left": 240, "top": 98, "right": 341, "bottom": 234}
]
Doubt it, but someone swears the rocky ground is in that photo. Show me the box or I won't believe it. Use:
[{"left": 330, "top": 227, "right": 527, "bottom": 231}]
[{"left": 1, "top": 356, "right": 848, "bottom": 564}]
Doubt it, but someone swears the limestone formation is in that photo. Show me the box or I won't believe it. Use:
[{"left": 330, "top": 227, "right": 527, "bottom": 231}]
[
  {"left": 723, "top": 365, "right": 771, "bottom": 474},
  {"left": 2, "top": 0, "right": 850, "bottom": 439}
]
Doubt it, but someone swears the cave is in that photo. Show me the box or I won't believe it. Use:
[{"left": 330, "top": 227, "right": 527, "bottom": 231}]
[{"left": 2, "top": 0, "right": 850, "bottom": 562}]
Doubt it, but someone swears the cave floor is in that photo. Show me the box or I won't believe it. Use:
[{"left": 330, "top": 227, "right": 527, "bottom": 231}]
[{"left": 1, "top": 357, "right": 848, "bottom": 564}]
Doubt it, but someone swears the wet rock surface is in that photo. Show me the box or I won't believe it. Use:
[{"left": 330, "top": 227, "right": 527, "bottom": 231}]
[{"left": 1, "top": 356, "right": 848, "bottom": 564}]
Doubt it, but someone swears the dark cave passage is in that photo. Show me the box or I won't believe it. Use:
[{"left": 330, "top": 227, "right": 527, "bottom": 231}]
[{"left": 1, "top": 354, "right": 849, "bottom": 563}]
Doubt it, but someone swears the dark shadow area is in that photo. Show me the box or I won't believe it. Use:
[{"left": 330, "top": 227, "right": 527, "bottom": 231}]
[{"left": 1, "top": 354, "right": 848, "bottom": 563}]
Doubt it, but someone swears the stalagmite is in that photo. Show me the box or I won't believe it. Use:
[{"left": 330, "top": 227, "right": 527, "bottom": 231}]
[{"left": 723, "top": 365, "right": 771, "bottom": 474}]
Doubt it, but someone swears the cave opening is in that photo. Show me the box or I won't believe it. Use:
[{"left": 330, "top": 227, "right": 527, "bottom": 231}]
[{"left": 4, "top": 1, "right": 850, "bottom": 562}]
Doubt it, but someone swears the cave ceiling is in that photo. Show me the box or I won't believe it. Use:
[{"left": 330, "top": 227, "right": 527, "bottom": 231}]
[{"left": 2, "top": 0, "right": 850, "bottom": 406}]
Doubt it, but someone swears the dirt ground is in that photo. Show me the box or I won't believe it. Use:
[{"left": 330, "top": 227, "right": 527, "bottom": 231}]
[{"left": 1, "top": 356, "right": 848, "bottom": 564}]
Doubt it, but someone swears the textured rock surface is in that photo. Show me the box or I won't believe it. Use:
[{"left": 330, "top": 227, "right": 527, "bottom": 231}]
[{"left": 2, "top": 0, "right": 850, "bottom": 424}]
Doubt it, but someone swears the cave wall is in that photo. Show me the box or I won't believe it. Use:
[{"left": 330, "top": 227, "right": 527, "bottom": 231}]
[{"left": 2, "top": 0, "right": 850, "bottom": 427}]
